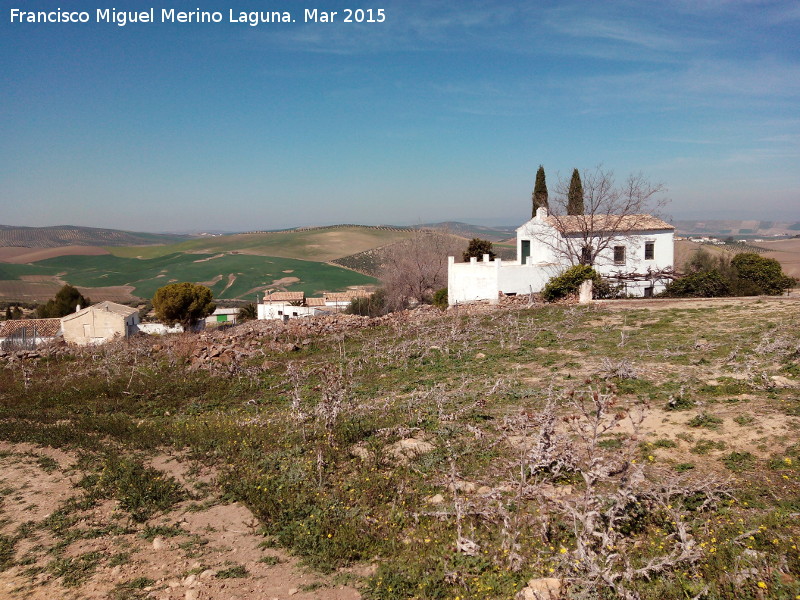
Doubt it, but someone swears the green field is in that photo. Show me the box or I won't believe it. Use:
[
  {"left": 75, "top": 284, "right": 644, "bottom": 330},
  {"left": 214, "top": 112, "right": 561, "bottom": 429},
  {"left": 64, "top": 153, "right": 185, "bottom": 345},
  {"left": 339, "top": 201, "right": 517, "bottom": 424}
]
[
  {"left": 107, "top": 226, "right": 414, "bottom": 262},
  {"left": 2, "top": 253, "right": 376, "bottom": 301}
]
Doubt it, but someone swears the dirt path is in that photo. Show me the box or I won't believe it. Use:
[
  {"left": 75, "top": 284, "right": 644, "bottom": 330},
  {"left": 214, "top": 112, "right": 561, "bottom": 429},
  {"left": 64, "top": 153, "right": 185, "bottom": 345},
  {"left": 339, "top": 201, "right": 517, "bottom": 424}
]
[{"left": 0, "top": 443, "right": 361, "bottom": 600}]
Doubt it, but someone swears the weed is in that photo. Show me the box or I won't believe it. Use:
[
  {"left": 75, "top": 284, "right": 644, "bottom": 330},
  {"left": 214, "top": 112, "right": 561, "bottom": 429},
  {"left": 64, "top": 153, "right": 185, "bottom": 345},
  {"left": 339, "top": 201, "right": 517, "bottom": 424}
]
[
  {"left": 258, "top": 555, "right": 284, "bottom": 566},
  {"left": 733, "top": 414, "right": 755, "bottom": 426},
  {"left": 721, "top": 451, "right": 756, "bottom": 472},
  {"left": 108, "top": 552, "right": 130, "bottom": 567},
  {"left": 48, "top": 551, "right": 103, "bottom": 587},
  {"left": 140, "top": 523, "right": 185, "bottom": 540},
  {"left": 111, "top": 577, "right": 155, "bottom": 600},
  {"left": 691, "top": 439, "right": 727, "bottom": 455},
  {"left": 673, "top": 463, "right": 695, "bottom": 472},
  {"left": 652, "top": 438, "right": 678, "bottom": 448},
  {"left": 688, "top": 412, "right": 723, "bottom": 429},
  {"left": 83, "top": 456, "right": 184, "bottom": 522},
  {"left": 0, "top": 535, "right": 16, "bottom": 571},
  {"left": 216, "top": 564, "right": 249, "bottom": 579},
  {"left": 35, "top": 455, "right": 59, "bottom": 473}
]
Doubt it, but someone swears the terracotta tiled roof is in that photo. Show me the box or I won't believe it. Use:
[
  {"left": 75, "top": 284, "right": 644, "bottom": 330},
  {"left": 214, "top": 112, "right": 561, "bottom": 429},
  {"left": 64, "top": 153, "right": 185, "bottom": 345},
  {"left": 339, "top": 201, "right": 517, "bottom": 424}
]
[
  {"left": 61, "top": 301, "right": 138, "bottom": 322},
  {"left": 324, "top": 291, "right": 369, "bottom": 302},
  {"left": 264, "top": 291, "right": 305, "bottom": 303},
  {"left": 305, "top": 297, "right": 326, "bottom": 307},
  {"left": 546, "top": 214, "right": 674, "bottom": 234},
  {"left": 0, "top": 318, "right": 61, "bottom": 338}
]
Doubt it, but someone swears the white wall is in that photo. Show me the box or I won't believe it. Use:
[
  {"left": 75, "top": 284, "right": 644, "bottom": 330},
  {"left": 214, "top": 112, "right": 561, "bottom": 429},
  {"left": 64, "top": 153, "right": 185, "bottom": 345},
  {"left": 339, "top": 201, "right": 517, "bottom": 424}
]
[
  {"left": 258, "top": 303, "right": 322, "bottom": 320},
  {"left": 138, "top": 323, "right": 184, "bottom": 335}
]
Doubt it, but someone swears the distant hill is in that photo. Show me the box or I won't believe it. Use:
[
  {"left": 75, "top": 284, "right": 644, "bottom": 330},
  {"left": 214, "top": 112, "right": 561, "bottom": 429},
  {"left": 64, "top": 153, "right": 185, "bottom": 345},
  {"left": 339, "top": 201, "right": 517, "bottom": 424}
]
[
  {"left": 107, "top": 225, "right": 416, "bottom": 262},
  {"left": 0, "top": 225, "right": 193, "bottom": 248},
  {"left": 422, "top": 222, "right": 517, "bottom": 242},
  {"left": 674, "top": 220, "right": 800, "bottom": 238}
]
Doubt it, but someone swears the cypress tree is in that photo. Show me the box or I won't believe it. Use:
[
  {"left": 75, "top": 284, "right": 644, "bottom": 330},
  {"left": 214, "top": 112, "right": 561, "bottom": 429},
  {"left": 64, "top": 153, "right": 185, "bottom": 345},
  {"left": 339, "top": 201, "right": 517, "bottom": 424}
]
[
  {"left": 3, "top": 306, "right": 10, "bottom": 320},
  {"left": 532, "top": 165, "right": 548, "bottom": 216},
  {"left": 567, "top": 168, "right": 584, "bottom": 215}
]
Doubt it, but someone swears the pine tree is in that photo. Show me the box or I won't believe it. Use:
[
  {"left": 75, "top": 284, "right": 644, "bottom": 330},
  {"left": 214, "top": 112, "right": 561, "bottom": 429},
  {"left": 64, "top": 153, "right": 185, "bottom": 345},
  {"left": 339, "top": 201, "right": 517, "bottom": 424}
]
[
  {"left": 532, "top": 165, "right": 549, "bottom": 216},
  {"left": 567, "top": 168, "right": 584, "bottom": 215},
  {"left": 3, "top": 306, "right": 10, "bottom": 320}
]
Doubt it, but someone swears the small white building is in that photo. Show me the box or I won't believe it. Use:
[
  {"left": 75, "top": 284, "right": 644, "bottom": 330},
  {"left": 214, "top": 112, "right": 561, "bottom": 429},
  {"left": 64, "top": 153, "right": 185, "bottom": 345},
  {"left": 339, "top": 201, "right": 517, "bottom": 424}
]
[
  {"left": 206, "top": 307, "right": 239, "bottom": 327},
  {"left": 61, "top": 301, "right": 140, "bottom": 345},
  {"left": 258, "top": 291, "right": 321, "bottom": 321},
  {"left": 323, "top": 290, "right": 369, "bottom": 310},
  {"left": 448, "top": 207, "right": 674, "bottom": 304}
]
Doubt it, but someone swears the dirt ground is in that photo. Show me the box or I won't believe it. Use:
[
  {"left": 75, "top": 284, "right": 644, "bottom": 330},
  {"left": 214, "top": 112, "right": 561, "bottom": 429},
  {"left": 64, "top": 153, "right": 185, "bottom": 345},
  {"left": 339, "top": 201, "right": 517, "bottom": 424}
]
[{"left": 0, "top": 443, "right": 362, "bottom": 600}]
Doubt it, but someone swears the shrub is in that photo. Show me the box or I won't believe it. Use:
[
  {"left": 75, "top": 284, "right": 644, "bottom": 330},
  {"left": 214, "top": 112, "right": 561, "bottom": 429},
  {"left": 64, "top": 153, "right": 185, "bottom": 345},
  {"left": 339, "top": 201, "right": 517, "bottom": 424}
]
[
  {"left": 662, "top": 269, "right": 731, "bottom": 297},
  {"left": 432, "top": 288, "right": 448, "bottom": 309},
  {"left": 665, "top": 249, "right": 795, "bottom": 298},
  {"left": 238, "top": 303, "right": 257, "bottom": 321},
  {"left": 346, "top": 289, "right": 387, "bottom": 317},
  {"left": 541, "top": 265, "right": 597, "bottom": 302},
  {"left": 82, "top": 456, "right": 184, "bottom": 522},
  {"left": 731, "top": 252, "right": 796, "bottom": 295}
]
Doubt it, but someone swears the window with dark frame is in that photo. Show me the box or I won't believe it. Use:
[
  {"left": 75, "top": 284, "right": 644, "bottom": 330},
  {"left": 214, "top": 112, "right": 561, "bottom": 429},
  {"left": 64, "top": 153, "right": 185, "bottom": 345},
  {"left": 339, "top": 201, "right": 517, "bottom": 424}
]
[
  {"left": 645, "top": 241, "right": 655, "bottom": 260},
  {"left": 613, "top": 245, "right": 626, "bottom": 265},
  {"left": 580, "top": 245, "right": 592, "bottom": 265}
]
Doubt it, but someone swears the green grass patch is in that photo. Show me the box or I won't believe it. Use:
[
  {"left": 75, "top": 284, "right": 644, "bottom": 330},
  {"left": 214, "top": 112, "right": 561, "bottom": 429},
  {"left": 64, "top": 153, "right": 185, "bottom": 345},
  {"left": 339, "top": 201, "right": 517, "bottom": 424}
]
[
  {"left": 721, "top": 451, "right": 756, "bottom": 472},
  {"left": 80, "top": 456, "right": 184, "bottom": 522},
  {"left": 687, "top": 412, "right": 723, "bottom": 429},
  {"left": 216, "top": 564, "right": 249, "bottom": 579}
]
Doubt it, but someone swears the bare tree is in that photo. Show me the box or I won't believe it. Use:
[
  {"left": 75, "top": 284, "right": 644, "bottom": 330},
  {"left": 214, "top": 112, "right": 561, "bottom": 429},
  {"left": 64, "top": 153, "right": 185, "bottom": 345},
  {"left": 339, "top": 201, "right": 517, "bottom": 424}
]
[
  {"left": 381, "top": 229, "right": 465, "bottom": 311},
  {"left": 543, "top": 167, "right": 669, "bottom": 267}
]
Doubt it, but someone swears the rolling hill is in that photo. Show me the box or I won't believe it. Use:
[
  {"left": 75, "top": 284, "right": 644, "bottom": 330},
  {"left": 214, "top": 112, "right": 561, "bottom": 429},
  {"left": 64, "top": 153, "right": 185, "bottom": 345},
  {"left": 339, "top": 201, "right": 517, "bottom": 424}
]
[
  {"left": 0, "top": 224, "right": 192, "bottom": 248},
  {"left": 0, "top": 225, "right": 420, "bottom": 303}
]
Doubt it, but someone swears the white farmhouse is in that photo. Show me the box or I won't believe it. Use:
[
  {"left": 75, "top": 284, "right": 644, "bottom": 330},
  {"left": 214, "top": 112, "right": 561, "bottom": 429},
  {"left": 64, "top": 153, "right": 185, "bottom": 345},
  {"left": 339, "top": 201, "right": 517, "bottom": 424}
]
[
  {"left": 448, "top": 207, "right": 674, "bottom": 305},
  {"left": 61, "top": 301, "right": 140, "bottom": 345}
]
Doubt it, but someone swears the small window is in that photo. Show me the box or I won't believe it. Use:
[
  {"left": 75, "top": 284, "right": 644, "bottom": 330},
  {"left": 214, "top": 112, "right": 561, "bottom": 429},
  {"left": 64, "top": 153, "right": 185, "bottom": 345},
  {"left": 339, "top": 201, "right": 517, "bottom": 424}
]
[
  {"left": 644, "top": 241, "right": 655, "bottom": 260},
  {"left": 580, "top": 246, "right": 592, "bottom": 265},
  {"left": 613, "top": 246, "right": 626, "bottom": 265},
  {"left": 278, "top": 310, "right": 283, "bottom": 316}
]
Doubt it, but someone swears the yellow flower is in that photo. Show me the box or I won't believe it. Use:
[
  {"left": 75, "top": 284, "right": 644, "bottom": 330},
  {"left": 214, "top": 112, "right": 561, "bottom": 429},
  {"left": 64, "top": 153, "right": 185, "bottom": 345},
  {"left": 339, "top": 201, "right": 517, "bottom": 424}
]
[
  {"left": 559, "top": 547, "right": 568, "bottom": 554},
  {"left": 757, "top": 581, "right": 767, "bottom": 589}
]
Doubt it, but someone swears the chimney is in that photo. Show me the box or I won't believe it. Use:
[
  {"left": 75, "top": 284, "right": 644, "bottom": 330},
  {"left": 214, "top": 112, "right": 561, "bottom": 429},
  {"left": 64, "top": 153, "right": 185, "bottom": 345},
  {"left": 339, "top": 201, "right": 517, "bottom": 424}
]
[
  {"left": 75, "top": 304, "right": 81, "bottom": 312},
  {"left": 535, "top": 206, "right": 548, "bottom": 221}
]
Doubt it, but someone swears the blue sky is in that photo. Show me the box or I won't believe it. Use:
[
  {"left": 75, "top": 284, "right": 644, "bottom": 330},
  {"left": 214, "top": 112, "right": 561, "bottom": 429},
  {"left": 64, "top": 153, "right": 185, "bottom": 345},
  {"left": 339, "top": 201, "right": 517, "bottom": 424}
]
[{"left": 1, "top": 0, "right": 798, "bottom": 232}]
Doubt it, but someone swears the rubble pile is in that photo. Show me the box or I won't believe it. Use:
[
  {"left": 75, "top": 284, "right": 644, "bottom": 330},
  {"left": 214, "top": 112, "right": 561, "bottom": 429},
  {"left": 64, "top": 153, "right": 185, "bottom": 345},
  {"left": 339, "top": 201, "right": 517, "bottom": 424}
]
[{"left": 1, "top": 299, "right": 540, "bottom": 371}]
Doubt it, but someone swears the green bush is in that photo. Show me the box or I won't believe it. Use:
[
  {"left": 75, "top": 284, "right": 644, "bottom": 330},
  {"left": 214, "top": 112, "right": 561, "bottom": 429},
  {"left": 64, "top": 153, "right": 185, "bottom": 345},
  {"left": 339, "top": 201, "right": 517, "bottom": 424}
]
[
  {"left": 346, "top": 289, "right": 387, "bottom": 317},
  {"left": 662, "top": 269, "right": 731, "bottom": 297},
  {"left": 541, "top": 265, "right": 598, "bottom": 302},
  {"left": 731, "top": 252, "right": 796, "bottom": 295},
  {"left": 432, "top": 288, "right": 448, "bottom": 309},
  {"left": 82, "top": 456, "right": 185, "bottom": 522},
  {"left": 665, "top": 249, "right": 795, "bottom": 298}
]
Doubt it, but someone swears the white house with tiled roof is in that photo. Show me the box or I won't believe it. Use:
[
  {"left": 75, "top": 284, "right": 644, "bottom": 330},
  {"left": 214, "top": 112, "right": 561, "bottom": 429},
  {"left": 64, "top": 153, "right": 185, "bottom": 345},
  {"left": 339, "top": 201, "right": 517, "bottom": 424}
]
[
  {"left": 257, "top": 289, "right": 371, "bottom": 321},
  {"left": 448, "top": 207, "right": 674, "bottom": 304}
]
